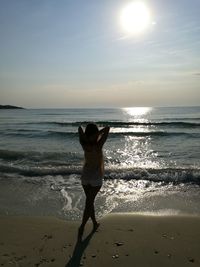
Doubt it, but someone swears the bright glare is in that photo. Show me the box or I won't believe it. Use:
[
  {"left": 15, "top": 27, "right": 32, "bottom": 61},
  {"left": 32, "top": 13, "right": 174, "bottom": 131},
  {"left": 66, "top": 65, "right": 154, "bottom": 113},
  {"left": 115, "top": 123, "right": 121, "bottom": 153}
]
[
  {"left": 124, "top": 107, "right": 151, "bottom": 116},
  {"left": 120, "top": 2, "right": 151, "bottom": 35}
]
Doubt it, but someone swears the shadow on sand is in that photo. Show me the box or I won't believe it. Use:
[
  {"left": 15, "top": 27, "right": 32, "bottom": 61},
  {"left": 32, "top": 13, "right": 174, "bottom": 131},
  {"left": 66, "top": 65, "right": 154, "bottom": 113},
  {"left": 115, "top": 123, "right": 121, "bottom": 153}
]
[{"left": 65, "top": 229, "right": 95, "bottom": 267}]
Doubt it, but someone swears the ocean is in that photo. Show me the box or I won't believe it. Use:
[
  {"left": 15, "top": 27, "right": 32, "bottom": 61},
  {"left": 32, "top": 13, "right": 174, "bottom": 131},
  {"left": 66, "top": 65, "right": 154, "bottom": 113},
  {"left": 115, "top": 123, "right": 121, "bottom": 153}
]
[{"left": 0, "top": 107, "right": 200, "bottom": 220}]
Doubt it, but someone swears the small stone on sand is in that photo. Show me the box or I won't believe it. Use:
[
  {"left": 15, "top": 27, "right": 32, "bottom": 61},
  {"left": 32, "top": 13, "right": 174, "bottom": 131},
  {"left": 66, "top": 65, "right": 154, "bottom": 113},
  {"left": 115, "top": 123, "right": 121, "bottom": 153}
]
[
  {"left": 112, "top": 254, "right": 119, "bottom": 259},
  {"left": 188, "top": 258, "right": 195, "bottom": 263},
  {"left": 115, "top": 242, "right": 124, "bottom": 246}
]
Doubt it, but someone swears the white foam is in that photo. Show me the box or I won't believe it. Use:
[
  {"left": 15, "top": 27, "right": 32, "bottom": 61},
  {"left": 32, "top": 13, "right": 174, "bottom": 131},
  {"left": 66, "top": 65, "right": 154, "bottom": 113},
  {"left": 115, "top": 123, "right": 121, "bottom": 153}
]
[{"left": 61, "top": 188, "right": 73, "bottom": 211}]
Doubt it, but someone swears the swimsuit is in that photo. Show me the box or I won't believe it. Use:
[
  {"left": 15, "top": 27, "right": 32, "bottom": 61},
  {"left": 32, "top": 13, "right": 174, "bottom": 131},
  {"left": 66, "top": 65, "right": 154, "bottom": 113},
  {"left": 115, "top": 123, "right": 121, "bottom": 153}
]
[
  {"left": 80, "top": 144, "right": 104, "bottom": 187},
  {"left": 81, "top": 165, "right": 103, "bottom": 186}
]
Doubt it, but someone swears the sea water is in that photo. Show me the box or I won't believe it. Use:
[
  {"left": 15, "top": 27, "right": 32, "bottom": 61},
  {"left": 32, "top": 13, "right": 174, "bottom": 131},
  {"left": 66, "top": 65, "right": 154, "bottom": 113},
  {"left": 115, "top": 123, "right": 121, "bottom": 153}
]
[{"left": 0, "top": 107, "right": 200, "bottom": 219}]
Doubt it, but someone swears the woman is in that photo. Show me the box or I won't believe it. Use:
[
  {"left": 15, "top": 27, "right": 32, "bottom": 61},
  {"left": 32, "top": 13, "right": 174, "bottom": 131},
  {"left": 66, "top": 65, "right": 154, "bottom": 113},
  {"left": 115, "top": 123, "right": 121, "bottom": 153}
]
[{"left": 78, "top": 123, "right": 110, "bottom": 238}]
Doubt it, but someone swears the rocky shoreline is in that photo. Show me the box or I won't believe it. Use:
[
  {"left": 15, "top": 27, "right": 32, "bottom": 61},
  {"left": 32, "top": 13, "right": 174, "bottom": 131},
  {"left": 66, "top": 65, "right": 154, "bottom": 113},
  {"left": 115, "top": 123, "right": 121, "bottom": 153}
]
[{"left": 0, "top": 105, "right": 24, "bottom": 109}]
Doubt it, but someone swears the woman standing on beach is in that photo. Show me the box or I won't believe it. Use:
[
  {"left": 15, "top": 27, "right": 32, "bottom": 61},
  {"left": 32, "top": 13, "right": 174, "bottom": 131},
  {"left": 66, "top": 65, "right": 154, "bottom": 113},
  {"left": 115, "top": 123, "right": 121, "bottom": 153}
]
[{"left": 78, "top": 123, "right": 110, "bottom": 237}]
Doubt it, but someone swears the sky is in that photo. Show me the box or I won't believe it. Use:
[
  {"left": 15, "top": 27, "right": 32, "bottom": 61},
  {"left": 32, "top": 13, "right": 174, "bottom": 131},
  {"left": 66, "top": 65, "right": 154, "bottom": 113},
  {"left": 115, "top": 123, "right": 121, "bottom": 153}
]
[{"left": 0, "top": 0, "right": 200, "bottom": 108}]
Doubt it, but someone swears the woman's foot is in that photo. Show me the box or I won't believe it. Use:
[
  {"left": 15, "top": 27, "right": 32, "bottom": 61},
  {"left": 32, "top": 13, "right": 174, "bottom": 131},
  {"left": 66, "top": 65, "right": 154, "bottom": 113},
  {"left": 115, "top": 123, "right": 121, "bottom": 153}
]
[{"left": 93, "top": 222, "right": 100, "bottom": 232}]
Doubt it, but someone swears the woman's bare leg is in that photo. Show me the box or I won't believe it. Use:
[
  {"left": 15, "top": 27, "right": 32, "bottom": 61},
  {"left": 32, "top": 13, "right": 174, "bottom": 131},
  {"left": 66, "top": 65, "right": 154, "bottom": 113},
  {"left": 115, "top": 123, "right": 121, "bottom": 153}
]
[
  {"left": 89, "top": 190, "right": 101, "bottom": 230},
  {"left": 79, "top": 185, "right": 101, "bottom": 237}
]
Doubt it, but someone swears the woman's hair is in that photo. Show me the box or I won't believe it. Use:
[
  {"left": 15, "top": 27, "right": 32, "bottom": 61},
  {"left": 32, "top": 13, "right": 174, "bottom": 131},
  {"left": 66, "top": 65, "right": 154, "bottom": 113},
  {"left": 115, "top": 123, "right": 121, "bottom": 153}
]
[{"left": 85, "top": 123, "right": 99, "bottom": 137}]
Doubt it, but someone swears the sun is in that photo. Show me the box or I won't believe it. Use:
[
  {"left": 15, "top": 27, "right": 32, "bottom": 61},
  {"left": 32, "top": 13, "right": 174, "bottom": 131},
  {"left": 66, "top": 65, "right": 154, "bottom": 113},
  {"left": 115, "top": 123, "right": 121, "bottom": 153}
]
[{"left": 120, "top": 1, "right": 151, "bottom": 35}]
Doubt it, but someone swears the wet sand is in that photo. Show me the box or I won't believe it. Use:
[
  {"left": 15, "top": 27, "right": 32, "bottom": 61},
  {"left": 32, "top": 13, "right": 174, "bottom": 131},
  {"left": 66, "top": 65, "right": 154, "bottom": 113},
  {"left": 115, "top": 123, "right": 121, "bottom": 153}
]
[{"left": 0, "top": 213, "right": 200, "bottom": 266}]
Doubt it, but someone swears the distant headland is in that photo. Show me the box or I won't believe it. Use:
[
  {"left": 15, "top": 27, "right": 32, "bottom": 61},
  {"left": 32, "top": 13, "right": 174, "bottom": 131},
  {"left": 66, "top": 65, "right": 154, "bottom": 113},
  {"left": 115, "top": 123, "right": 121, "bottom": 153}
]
[{"left": 0, "top": 105, "right": 25, "bottom": 109}]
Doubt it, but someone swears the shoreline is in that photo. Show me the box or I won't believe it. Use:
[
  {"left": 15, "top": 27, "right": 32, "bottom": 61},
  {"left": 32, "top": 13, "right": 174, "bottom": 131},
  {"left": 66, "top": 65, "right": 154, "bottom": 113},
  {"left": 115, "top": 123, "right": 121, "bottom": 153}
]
[{"left": 1, "top": 213, "right": 200, "bottom": 266}]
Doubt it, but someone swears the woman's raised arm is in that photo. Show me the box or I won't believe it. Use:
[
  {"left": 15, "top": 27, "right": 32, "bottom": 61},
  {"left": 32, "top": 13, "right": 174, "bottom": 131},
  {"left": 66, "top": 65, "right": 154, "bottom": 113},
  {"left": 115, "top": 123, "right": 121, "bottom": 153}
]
[
  {"left": 78, "top": 126, "right": 87, "bottom": 145},
  {"left": 98, "top": 126, "right": 110, "bottom": 147}
]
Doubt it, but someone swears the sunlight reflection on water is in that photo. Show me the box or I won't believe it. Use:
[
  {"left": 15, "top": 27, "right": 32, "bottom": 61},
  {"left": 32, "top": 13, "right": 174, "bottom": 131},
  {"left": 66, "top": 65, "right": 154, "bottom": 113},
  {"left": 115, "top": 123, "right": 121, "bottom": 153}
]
[
  {"left": 106, "top": 135, "right": 163, "bottom": 169},
  {"left": 123, "top": 107, "right": 152, "bottom": 117}
]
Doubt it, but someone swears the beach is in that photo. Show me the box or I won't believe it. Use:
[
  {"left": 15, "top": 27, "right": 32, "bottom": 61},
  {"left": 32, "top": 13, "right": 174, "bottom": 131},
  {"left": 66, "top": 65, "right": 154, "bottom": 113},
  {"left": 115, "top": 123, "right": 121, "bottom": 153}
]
[
  {"left": 1, "top": 0, "right": 200, "bottom": 264},
  {"left": 0, "top": 107, "right": 200, "bottom": 266},
  {"left": 1, "top": 213, "right": 200, "bottom": 267}
]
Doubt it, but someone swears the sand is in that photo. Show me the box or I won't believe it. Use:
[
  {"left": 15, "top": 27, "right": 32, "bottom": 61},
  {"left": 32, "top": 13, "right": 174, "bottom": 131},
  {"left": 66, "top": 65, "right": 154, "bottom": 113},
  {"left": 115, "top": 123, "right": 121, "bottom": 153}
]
[{"left": 0, "top": 213, "right": 200, "bottom": 267}]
